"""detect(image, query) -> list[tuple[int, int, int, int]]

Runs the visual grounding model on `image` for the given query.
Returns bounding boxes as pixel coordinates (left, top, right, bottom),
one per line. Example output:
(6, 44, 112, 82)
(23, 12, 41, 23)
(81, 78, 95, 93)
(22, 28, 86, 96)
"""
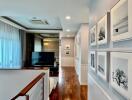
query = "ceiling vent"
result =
(30, 19, 49, 25)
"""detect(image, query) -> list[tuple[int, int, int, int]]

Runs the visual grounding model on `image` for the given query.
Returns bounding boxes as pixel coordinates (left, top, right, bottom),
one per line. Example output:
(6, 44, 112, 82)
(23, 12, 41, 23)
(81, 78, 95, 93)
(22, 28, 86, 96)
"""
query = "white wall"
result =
(88, 0, 132, 100)
(61, 37, 74, 67)
(74, 31, 81, 79)
(88, 74, 110, 100)
(75, 24, 89, 85)
(80, 24, 89, 65)
(88, 0, 119, 27)
(80, 24, 89, 85)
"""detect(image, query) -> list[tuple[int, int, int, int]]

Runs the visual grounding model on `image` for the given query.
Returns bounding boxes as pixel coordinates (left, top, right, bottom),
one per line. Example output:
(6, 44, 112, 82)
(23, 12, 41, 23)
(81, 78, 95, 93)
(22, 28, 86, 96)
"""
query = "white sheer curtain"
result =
(0, 21, 22, 69)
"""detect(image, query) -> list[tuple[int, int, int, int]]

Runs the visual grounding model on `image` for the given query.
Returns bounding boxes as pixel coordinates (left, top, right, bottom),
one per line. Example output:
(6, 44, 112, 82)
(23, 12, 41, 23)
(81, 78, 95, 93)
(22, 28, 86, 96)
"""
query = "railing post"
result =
(25, 95, 29, 100)
(11, 73, 45, 100)
(42, 78, 44, 100)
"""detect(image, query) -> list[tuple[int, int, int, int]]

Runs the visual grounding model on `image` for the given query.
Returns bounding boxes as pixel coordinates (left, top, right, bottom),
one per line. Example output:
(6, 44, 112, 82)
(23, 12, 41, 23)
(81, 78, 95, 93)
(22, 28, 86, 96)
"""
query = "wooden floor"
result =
(80, 85, 88, 100)
(58, 67, 87, 100)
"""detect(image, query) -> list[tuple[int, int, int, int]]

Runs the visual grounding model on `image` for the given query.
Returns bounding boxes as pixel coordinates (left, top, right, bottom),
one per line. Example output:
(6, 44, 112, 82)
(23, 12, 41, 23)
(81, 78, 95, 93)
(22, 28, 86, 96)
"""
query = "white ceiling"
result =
(8, 16, 62, 30)
(41, 33, 59, 38)
(0, 0, 89, 37)
(88, 0, 119, 27)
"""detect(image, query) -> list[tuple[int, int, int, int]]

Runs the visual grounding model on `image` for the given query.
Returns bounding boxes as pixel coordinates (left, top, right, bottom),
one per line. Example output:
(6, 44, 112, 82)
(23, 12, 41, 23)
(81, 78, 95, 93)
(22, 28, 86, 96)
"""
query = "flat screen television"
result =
(32, 52, 55, 66)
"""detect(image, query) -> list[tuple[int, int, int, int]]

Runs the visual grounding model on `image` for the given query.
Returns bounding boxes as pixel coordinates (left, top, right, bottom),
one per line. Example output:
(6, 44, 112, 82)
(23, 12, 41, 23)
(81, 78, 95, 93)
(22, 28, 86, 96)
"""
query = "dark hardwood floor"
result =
(81, 85, 88, 100)
(50, 67, 88, 100)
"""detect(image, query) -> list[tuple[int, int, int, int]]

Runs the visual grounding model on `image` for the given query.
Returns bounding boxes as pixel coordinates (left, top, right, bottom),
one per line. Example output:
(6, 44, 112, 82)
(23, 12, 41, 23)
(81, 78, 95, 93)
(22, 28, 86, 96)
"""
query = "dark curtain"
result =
(41, 39, 44, 51)
(19, 29, 26, 67)
(24, 33, 35, 67)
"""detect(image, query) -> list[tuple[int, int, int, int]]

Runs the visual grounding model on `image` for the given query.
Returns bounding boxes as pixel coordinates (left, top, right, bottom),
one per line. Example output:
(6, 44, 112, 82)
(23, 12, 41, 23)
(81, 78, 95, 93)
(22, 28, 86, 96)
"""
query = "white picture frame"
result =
(90, 51, 96, 72)
(97, 14, 108, 45)
(0, 39, 2, 67)
(110, 52, 131, 98)
(90, 25, 96, 46)
(97, 52, 107, 81)
(65, 44, 70, 50)
(65, 50, 71, 56)
(111, 0, 130, 42)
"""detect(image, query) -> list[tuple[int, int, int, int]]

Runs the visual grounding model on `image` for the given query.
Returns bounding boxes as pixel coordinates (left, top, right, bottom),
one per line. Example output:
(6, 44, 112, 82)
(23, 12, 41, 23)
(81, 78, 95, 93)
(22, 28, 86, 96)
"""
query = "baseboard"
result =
(61, 66, 74, 67)
(80, 64, 88, 85)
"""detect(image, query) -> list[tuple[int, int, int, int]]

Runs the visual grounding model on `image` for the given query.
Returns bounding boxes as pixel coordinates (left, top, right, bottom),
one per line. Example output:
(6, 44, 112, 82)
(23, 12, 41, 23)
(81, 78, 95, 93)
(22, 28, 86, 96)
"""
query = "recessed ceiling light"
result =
(66, 29, 70, 32)
(65, 16, 71, 20)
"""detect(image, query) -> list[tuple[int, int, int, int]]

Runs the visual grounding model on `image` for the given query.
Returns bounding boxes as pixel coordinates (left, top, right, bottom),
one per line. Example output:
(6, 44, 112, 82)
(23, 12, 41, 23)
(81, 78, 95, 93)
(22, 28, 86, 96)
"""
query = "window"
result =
(0, 21, 22, 69)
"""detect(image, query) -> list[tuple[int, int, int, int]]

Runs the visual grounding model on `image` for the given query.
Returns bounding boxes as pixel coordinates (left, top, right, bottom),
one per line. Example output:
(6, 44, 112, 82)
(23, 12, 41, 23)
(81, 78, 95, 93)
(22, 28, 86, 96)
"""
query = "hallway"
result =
(58, 67, 87, 100)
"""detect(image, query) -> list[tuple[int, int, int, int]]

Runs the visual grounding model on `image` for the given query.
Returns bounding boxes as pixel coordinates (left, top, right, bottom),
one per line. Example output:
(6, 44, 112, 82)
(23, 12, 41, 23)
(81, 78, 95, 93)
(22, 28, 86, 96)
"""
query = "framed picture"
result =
(90, 51, 96, 72)
(90, 25, 96, 46)
(65, 50, 71, 56)
(110, 52, 131, 98)
(97, 14, 109, 45)
(111, 0, 130, 41)
(97, 52, 107, 81)
(65, 44, 70, 50)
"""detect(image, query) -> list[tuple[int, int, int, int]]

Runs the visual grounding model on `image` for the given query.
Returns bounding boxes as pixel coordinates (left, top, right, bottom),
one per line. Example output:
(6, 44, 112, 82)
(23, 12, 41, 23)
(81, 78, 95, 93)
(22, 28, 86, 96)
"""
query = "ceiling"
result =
(0, 0, 89, 37)
(40, 33, 59, 38)
(87, 0, 119, 27)
(6, 16, 62, 30)
(43, 38, 59, 42)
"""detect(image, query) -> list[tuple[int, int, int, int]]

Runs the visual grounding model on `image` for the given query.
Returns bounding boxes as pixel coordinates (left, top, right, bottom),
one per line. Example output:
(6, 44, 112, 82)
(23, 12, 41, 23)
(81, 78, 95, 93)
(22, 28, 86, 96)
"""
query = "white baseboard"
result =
(80, 64, 88, 85)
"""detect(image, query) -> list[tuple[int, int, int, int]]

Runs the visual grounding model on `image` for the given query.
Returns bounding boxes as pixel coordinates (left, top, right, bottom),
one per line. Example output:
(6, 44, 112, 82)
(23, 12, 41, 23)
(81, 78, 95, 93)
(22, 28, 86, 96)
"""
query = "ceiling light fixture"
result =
(66, 29, 70, 32)
(44, 42, 49, 46)
(65, 16, 71, 20)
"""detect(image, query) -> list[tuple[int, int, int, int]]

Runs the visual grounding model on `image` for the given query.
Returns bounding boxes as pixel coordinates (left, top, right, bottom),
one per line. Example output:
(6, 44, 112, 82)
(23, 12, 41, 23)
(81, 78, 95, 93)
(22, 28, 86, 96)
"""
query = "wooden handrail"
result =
(11, 73, 45, 100)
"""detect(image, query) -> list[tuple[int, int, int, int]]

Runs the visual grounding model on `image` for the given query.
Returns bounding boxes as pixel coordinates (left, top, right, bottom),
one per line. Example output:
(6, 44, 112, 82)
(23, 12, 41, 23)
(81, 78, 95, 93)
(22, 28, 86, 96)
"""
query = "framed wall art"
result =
(97, 52, 107, 81)
(90, 51, 96, 72)
(90, 25, 96, 46)
(65, 50, 71, 56)
(111, 0, 130, 41)
(110, 52, 131, 98)
(97, 13, 110, 45)
(65, 44, 70, 50)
